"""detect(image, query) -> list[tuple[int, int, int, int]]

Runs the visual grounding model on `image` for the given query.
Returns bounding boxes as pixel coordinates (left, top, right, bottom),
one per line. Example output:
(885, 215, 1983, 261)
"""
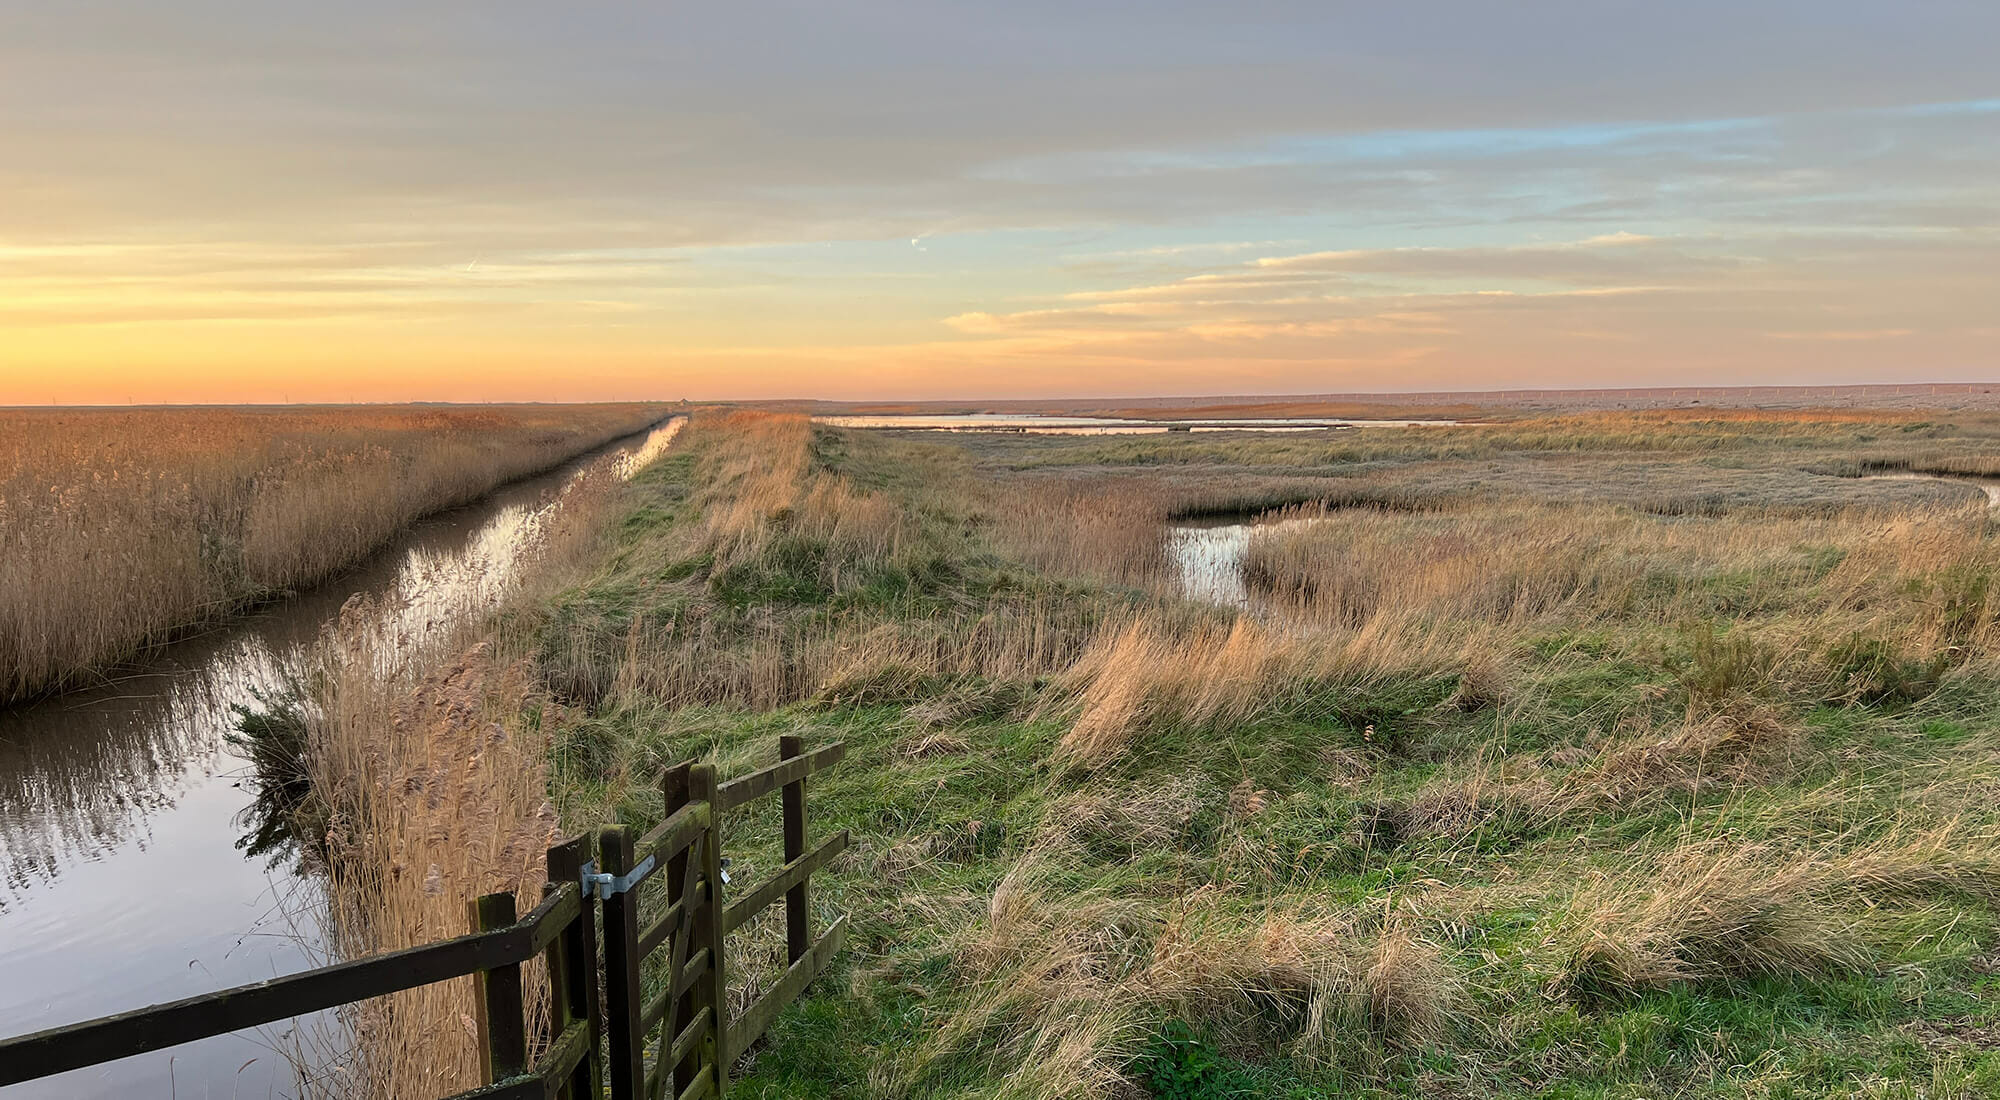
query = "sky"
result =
(2, 2, 1996, 403)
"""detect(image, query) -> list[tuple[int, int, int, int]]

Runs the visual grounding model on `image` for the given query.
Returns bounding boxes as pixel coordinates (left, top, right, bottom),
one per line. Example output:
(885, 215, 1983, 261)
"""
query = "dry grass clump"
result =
(1048, 612, 1468, 765)
(1560, 828, 2000, 999)
(887, 873, 1464, 1098)
(1820, 827, 2000, 908)
(1562, 843, 1876, 997)
(1551, 705, 1800, 815)
(1034, 776, 1218, 860)
(1380, 705, 1802, 847)
(987, 473, 1179, 587)
(686, 410, 910, 573)
(0, 403, 662, 702)
(1148, 905, 1462, 1056)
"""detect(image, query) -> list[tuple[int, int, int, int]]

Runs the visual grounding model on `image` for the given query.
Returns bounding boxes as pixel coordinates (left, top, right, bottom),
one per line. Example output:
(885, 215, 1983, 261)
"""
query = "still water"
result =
(0, 419, 682, 1098)
(1164, 514, 1320, 608)
(817, 413, 1461, 434)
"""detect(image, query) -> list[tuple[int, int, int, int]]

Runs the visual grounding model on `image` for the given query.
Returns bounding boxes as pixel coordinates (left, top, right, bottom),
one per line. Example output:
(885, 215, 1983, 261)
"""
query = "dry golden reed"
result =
(307, 634, 561, 1099)
(0, 403, 662, 702)
(286, 422, 678, 1097)
(1046, 612, 1474, 765)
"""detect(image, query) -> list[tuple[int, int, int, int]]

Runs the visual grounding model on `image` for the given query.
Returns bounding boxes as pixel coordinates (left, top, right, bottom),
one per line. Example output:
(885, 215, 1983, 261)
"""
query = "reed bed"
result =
(1241, 498, 2000, 633)
(263, 422, 676, 1097)
(304, 633, 560, 1099)
(0, 403, 663, 703)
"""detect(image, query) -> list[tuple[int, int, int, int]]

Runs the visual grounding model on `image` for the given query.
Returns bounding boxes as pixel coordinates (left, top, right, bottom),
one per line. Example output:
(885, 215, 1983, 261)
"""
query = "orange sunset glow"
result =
(2, 5, 1995, 403)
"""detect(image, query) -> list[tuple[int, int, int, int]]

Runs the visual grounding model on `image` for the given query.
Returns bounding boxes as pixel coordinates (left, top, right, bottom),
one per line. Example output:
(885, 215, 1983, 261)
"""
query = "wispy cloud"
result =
(3, 3, 1998, 399)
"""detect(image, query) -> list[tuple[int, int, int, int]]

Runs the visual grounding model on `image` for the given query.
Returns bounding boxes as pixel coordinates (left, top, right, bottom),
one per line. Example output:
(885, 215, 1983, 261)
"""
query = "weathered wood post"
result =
(662, 760, 700, 1097)
(544, 834, 602, 1100)
(599, 822, 644, 1097)
(470, 891, 527, 1082)
(690, 762, 730, 1098)
(779, 735, 811, 964)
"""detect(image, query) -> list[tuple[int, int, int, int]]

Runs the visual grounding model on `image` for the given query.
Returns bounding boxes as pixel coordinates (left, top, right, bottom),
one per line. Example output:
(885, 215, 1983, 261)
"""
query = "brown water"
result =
(0, 419, 682, 1098)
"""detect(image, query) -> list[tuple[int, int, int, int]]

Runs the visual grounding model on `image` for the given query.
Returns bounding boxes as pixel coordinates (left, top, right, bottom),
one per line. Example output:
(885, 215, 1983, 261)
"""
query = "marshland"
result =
(12, 403, 2000, 1098)
(0, 406, 674, 1097)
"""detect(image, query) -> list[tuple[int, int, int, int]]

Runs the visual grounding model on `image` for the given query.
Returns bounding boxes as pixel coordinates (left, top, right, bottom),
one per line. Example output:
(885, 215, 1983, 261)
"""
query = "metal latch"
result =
(579, 856, 656, 900)
(718, 856, 733, 886)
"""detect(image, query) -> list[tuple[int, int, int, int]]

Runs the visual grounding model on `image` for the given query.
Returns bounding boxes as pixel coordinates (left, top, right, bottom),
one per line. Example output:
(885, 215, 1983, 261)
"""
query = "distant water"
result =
(817, 413, 1461, 435)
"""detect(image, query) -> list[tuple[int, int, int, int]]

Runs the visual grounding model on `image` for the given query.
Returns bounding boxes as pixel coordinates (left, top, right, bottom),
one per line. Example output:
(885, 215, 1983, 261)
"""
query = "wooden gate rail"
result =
(0, 863, 589, 1097)
(602, 738, 848, 1100)
(0, 739, 850, 1100)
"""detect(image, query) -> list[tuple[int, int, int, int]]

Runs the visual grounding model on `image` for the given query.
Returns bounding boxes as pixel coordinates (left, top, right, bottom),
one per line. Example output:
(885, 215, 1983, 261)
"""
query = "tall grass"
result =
(1240, 498, 2000, 656)
(1046, 612, 1476, 765)
(304, 634, 560, 1098)
(0, 403, 664, 703)
(269, 422, 675, 1097)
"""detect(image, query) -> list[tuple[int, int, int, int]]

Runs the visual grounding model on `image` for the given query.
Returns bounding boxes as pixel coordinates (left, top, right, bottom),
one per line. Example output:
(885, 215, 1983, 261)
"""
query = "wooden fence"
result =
(0, 739, 849, 1100)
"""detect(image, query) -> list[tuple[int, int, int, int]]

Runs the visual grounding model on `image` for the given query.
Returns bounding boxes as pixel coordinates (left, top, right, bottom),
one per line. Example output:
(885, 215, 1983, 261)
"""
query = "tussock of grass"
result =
(1047, 613, 1472, 765)
(1562, 828, 2000, 999)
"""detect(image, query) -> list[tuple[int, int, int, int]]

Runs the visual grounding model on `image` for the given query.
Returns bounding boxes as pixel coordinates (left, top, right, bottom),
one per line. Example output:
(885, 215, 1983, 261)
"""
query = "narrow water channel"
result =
(1165, 514, 1320, 608)
(0, 419, 682, 1098)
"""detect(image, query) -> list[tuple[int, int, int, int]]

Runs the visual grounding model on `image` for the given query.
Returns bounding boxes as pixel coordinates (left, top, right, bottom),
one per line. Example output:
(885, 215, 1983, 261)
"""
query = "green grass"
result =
(510, 411, 2000, 1099)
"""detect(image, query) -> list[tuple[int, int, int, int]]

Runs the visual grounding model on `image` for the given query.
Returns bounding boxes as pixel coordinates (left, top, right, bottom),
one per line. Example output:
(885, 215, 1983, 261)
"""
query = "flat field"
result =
(0, 403, 664, 703)
(302, 406, 2000, 1098)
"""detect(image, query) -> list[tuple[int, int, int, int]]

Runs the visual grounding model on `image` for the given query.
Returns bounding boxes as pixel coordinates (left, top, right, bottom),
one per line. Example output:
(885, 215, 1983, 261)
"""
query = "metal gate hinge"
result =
(579, 855, 656, 899)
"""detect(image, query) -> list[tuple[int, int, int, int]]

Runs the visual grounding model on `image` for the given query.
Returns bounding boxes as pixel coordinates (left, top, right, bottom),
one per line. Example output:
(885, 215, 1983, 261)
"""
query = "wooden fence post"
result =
(600, 823, 644, 1099)
(779, 735, 811, 964)
(662, 760, 699, 1097)
(470, 891, 527, 1082)
(690, 762, 730, 1098)
(539, 879, 576, 1100)
(545, 834, 602, 1100)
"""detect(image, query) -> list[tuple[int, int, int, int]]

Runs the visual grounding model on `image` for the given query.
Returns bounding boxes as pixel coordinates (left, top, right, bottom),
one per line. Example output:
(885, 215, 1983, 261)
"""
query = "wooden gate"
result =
(0, 739, 850, 1100)
(597, 737, 849, 1100)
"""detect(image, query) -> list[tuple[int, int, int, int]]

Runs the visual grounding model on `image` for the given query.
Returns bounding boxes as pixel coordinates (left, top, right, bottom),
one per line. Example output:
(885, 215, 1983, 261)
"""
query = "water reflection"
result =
(1164, 514, 1321, 608)
(0, 418, 682, 1099)
(818, 413, 1461, 434)
(227, 686, 317, 874)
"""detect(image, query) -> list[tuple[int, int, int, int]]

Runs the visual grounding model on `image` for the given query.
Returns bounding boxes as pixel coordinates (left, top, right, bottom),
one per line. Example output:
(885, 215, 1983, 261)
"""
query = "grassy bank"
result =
(318, 408, 2000, 1097)
(0, 403, 665, 703)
